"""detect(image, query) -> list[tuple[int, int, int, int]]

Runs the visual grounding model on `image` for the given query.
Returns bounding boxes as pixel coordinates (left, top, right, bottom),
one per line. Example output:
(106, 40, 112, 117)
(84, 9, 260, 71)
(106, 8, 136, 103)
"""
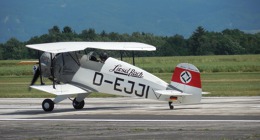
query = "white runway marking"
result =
(1, 119, 260, 122)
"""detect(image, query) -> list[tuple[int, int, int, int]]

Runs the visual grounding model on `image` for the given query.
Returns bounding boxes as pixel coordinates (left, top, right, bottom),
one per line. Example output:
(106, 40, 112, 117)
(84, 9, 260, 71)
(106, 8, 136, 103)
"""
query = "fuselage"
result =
(72, 57, 172, 101)
(50, 53, 177, 102)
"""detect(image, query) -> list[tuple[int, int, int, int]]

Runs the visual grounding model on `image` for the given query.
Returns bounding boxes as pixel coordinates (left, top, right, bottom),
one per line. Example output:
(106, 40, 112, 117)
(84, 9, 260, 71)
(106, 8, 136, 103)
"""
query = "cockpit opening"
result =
(87, 51, 108, 63)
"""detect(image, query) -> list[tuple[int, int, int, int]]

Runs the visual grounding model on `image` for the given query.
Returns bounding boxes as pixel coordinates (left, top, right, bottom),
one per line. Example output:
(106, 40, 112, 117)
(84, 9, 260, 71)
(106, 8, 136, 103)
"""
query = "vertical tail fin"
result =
(170, 63, 202, 104)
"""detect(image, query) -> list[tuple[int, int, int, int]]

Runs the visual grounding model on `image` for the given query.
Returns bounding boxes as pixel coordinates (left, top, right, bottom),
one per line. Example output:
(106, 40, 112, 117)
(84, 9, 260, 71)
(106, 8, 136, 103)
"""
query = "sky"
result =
(1, 0, 260, 43)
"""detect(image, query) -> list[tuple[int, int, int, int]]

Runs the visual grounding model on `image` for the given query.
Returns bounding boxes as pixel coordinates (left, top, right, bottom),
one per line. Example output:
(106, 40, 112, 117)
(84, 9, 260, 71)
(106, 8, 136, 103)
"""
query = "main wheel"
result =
(42, 99, 54, 112)
(169, 101, 174, 110)
(72, 98, 85, 110)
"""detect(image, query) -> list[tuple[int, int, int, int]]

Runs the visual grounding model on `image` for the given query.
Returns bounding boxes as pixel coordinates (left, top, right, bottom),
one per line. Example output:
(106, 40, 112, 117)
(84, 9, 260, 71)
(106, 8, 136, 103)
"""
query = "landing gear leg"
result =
(42, 99, 54, 112)
(169, 102, 174, 110)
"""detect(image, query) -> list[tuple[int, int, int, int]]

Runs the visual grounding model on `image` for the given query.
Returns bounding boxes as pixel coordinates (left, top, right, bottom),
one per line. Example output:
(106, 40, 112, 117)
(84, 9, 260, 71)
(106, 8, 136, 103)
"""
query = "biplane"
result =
(25, 42, 205, 112)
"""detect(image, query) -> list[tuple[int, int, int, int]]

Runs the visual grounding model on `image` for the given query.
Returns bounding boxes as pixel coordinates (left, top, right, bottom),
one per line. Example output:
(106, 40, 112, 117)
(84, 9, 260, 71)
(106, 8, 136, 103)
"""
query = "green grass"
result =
(0, 72, 259, 98)
(0, 55, 259, 97)
(0, 60, 33, 76)
(0, 76, 118, 98)
(1, 55, 260, 76)
(154, 72, 260, 96)
(134, 54, 260, 73)
(0, 76, 50, 98)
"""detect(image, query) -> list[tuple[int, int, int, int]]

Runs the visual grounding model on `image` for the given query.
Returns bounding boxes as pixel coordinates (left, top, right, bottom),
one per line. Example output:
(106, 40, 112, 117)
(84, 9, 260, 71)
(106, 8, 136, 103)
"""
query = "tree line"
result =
(0, 25, 260, 60)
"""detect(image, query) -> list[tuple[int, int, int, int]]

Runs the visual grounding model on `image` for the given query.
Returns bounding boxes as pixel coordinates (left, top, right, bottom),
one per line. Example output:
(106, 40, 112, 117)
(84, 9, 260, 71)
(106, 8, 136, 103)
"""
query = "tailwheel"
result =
(72, 98, 85, 110)
(42, 99, 54, 112)
(169, 102, 174, 110)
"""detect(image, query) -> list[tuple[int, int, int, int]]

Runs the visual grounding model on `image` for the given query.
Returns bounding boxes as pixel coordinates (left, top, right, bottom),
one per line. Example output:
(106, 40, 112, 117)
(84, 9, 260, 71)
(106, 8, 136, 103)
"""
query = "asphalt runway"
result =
(0, 97, 260, 140)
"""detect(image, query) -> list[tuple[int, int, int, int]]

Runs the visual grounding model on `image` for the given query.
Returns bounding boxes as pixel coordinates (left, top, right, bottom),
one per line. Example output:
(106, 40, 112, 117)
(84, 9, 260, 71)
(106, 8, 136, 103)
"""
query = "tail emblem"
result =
(180, 71, 192, 84)
(171, 63, 201, 88)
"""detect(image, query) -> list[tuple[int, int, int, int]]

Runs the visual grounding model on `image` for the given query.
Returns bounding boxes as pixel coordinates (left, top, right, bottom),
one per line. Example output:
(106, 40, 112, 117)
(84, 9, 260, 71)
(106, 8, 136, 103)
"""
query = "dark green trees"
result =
(0, 25, 259, 60)
(1, 38, 28, 59)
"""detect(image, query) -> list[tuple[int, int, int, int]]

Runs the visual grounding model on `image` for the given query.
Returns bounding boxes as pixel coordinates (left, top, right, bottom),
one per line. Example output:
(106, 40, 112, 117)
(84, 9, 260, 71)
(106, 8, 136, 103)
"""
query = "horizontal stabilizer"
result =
(155, 90, 192, 96)
(30, 84, 87, 95)
(202, 92, 210, 95)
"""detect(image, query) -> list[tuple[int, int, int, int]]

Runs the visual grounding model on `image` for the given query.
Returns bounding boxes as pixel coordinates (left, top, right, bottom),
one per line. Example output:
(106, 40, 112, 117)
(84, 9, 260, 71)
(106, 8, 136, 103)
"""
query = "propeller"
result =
(29, 66, 40, 91)
(30, 67, 40, 85)
(18, 61, 41, 91)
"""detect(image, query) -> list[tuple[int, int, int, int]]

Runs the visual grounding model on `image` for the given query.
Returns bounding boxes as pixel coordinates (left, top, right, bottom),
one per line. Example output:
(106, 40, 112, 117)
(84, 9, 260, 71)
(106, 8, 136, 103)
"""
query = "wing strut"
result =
(62, 53, 65, 66)
(68, 52, 80, 66)
(119, 51, 135, 65)
(132, 51, 135, 66)
(50, 53, 55, 89)
(120, 51, 123, 61)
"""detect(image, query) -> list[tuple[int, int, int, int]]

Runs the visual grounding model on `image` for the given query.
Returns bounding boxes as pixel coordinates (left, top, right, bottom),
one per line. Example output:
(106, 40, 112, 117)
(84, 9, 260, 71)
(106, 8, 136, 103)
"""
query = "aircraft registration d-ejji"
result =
(26, 42, 206, 112)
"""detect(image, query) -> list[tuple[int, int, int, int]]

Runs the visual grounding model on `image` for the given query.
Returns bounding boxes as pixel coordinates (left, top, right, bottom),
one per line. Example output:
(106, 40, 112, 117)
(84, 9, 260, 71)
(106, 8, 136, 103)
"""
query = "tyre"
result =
(42, 99, 54, 112)
(72, 98, 85, 110)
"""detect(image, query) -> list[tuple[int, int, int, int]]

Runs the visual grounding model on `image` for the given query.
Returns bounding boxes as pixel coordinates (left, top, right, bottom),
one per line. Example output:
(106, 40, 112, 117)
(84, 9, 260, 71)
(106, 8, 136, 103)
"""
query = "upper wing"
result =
(26, 42, 156, 53)
(30, 84, 88, 95)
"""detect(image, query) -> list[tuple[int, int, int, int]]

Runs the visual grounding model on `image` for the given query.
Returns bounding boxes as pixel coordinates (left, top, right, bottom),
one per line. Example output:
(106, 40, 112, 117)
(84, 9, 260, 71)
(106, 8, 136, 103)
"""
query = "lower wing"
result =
(30, 84, 88, 95)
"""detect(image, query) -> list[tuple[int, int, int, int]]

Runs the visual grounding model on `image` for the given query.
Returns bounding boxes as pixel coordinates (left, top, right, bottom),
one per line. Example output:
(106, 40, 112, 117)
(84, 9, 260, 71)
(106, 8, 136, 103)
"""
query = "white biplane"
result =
(25, 42, 206, 112)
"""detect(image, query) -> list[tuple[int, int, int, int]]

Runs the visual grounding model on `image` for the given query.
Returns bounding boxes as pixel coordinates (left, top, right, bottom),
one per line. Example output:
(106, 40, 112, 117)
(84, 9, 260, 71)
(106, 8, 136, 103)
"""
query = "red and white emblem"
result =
(171, 64, 201, 88)
(180, 71, 192, 84)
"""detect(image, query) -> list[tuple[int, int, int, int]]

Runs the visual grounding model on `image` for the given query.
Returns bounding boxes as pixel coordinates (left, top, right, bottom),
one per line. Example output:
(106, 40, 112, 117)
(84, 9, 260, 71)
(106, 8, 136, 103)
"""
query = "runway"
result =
(0, 97, 260, 139)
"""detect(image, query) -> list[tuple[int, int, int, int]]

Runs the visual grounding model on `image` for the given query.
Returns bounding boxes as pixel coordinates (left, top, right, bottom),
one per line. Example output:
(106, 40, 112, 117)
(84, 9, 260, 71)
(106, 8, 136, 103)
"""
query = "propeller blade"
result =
(30, 67, 40, 86)
(18, 61, 39, 65)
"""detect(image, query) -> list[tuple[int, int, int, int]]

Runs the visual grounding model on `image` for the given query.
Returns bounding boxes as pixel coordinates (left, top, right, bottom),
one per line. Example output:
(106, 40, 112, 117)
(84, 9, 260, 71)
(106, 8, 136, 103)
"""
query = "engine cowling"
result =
(40, 52, 52, 78)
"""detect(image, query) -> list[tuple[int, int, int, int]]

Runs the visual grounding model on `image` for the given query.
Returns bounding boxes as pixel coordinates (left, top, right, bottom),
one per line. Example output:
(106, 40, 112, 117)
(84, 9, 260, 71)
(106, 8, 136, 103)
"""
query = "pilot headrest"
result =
(100, 52, 108, 60)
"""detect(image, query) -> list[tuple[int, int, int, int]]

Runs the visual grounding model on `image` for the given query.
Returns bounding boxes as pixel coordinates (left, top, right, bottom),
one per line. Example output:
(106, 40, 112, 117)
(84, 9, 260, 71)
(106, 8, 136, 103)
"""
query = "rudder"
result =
(170, 63, 202, 104)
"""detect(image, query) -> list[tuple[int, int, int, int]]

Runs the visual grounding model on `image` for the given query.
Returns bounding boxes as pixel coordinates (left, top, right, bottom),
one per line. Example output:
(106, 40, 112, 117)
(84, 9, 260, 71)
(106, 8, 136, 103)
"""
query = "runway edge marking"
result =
(1, 119, 260, 122)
